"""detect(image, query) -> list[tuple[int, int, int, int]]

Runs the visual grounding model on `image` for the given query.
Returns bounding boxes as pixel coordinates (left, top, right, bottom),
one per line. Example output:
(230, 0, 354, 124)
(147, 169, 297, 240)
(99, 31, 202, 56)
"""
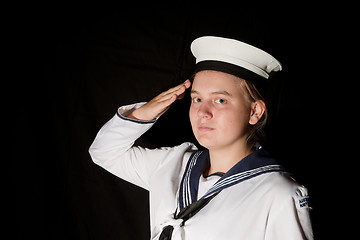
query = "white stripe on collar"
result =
(178, 149, 287, 211)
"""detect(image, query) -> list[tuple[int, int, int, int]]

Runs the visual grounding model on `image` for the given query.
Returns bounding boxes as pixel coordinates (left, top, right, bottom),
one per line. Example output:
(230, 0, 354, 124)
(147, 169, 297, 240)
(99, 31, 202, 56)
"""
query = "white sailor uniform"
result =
(89, 102, 313, 240)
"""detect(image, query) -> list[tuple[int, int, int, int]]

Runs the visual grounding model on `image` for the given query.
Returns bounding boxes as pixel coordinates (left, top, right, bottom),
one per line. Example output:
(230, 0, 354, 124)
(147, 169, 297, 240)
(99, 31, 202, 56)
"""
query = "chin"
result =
(196, 136, 218, 150)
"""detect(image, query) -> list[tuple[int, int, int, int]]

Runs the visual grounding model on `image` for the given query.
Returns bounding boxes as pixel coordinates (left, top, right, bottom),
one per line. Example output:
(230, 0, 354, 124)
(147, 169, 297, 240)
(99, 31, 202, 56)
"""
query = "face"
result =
(189, 70, 252, 151)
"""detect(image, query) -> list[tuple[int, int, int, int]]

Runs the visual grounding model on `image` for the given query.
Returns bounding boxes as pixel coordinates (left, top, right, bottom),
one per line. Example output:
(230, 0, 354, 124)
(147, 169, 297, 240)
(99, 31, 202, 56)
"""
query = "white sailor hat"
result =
(191, 36, 282, 94)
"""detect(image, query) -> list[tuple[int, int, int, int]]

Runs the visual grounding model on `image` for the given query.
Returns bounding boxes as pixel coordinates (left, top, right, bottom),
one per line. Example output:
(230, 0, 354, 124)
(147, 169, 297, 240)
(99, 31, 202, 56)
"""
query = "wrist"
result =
(129, 108, 156, 121)
(117, 103, 156, 124)
(126, 111, 143, 121)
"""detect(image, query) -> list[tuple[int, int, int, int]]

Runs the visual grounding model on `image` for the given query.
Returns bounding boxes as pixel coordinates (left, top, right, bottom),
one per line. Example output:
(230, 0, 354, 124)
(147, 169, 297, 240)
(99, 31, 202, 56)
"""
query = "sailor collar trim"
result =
(178, 148, 286, 211)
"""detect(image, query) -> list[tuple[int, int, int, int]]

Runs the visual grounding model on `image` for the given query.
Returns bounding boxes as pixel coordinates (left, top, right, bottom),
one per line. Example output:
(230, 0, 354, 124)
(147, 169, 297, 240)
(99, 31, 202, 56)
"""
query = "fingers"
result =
(130, 80, 191, 121)
(159, 80, 191, 99)
(151, 80, 190, 113)
(165, 82, 190, 102)
(154, 85, 183, 108)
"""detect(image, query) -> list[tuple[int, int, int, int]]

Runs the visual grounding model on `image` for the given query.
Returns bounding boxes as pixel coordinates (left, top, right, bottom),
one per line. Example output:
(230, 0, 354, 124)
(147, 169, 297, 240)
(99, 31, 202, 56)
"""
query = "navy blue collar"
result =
(178, 148, 286, 211)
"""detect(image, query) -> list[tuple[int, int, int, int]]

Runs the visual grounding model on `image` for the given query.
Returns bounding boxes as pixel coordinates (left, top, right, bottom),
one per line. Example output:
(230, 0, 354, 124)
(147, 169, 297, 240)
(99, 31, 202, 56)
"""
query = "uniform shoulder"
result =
(262, 173, 313, 239)
(263, 172, 309, 200)
(174, 142, 198, 151)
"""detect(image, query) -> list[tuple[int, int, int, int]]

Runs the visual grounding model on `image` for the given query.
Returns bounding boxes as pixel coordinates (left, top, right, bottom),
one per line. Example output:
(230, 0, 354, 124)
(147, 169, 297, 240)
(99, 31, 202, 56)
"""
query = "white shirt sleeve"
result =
(89, 102, 196, 191)
(266, 186, 313, 240)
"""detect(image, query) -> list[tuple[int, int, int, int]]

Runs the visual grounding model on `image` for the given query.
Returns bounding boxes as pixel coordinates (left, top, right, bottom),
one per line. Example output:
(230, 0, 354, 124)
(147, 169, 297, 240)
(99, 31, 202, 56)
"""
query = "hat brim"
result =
(194, 60, 268, 96)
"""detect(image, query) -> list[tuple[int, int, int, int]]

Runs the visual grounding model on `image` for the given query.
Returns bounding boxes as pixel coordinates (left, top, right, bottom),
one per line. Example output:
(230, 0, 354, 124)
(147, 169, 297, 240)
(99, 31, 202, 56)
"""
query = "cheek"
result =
(189, 105, 197, 125)
(219, 107, 250, 132)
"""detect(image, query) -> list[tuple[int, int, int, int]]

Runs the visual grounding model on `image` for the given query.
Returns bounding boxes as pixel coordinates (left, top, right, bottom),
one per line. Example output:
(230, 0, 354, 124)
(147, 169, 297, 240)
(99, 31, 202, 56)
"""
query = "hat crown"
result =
(191, 36, 282, 79)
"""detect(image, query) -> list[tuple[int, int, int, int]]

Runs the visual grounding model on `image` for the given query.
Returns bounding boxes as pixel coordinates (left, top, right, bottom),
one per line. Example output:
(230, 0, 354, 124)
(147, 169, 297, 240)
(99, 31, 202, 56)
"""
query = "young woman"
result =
(89, 36, 313, 239)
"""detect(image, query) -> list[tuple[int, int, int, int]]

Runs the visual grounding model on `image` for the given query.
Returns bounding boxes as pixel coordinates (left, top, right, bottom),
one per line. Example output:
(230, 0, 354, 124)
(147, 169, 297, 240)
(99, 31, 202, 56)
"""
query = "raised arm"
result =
(89, 80, 193, 190)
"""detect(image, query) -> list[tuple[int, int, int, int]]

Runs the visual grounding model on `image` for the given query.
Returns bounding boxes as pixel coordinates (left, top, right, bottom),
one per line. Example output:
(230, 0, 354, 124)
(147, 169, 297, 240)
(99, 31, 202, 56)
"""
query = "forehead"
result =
(192, 70, 244, 94)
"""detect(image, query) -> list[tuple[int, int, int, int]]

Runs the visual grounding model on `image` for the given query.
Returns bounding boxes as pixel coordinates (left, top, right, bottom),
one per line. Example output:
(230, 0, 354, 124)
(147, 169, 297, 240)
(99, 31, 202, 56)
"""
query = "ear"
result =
(249, 100, 266, 125)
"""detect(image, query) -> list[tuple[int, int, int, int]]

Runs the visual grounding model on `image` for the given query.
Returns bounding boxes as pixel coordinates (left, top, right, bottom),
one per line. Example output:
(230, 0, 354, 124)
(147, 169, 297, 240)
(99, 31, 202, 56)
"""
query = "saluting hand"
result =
(127, 80, 191, 121)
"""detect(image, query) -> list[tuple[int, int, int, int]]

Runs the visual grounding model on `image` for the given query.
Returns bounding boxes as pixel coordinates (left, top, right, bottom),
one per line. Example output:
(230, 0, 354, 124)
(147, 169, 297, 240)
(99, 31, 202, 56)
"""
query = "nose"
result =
(197, 102, 213, 119)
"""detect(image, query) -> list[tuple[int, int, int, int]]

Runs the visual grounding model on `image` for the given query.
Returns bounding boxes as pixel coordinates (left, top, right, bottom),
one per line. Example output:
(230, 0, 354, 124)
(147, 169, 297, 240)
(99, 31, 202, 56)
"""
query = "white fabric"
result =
(191, 36, 282, 79)
(197, 174, 221, 200)
(89, 103, 313, 240)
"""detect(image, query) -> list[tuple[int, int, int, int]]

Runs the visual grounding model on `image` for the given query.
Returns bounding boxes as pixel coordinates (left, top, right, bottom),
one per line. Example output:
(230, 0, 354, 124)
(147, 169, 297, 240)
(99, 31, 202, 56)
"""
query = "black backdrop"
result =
(17, 6, 349, 240)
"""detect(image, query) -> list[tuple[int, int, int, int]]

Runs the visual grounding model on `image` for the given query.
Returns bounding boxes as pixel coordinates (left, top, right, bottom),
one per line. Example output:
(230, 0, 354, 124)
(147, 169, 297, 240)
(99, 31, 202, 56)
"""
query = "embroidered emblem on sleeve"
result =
(297, 196, 310, 208)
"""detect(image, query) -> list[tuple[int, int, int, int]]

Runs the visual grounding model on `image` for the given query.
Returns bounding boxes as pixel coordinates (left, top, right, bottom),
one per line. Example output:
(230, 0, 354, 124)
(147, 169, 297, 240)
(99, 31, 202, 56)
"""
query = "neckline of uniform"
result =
(204, 172, 225, 178)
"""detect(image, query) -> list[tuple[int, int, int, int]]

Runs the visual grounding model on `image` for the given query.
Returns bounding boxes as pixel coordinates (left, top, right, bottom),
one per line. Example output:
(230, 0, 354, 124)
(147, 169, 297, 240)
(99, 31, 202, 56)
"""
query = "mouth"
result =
(198, 126, 215, 132)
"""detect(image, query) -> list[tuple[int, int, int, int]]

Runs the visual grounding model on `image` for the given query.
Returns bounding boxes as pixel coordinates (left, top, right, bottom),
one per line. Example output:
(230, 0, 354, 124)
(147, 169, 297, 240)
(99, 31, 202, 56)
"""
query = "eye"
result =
(192, 97, 201, 103)
(215, 98, 226, 104)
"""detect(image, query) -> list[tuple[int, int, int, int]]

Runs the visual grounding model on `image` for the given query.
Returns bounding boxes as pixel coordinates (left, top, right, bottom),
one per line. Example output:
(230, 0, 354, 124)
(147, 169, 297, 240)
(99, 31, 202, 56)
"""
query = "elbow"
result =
(88, 144, 101, 165)
(88, 143, 114, 167)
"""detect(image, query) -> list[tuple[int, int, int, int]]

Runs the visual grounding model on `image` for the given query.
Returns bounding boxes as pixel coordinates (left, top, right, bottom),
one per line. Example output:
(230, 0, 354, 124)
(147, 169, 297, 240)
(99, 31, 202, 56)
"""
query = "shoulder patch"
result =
(297, 196, 310, 208)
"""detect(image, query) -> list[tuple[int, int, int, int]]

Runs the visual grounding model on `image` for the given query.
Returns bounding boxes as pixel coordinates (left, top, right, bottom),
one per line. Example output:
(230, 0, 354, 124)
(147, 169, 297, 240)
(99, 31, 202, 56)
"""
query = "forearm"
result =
(89, 103, 153, 157)
(89, 80, 192, 189)
(88, 103, 156, 188)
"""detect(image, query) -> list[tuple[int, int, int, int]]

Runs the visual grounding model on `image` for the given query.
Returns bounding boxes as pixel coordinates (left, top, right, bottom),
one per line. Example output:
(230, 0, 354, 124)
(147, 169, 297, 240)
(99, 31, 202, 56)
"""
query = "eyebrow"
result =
(190, 89, 233, 97)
